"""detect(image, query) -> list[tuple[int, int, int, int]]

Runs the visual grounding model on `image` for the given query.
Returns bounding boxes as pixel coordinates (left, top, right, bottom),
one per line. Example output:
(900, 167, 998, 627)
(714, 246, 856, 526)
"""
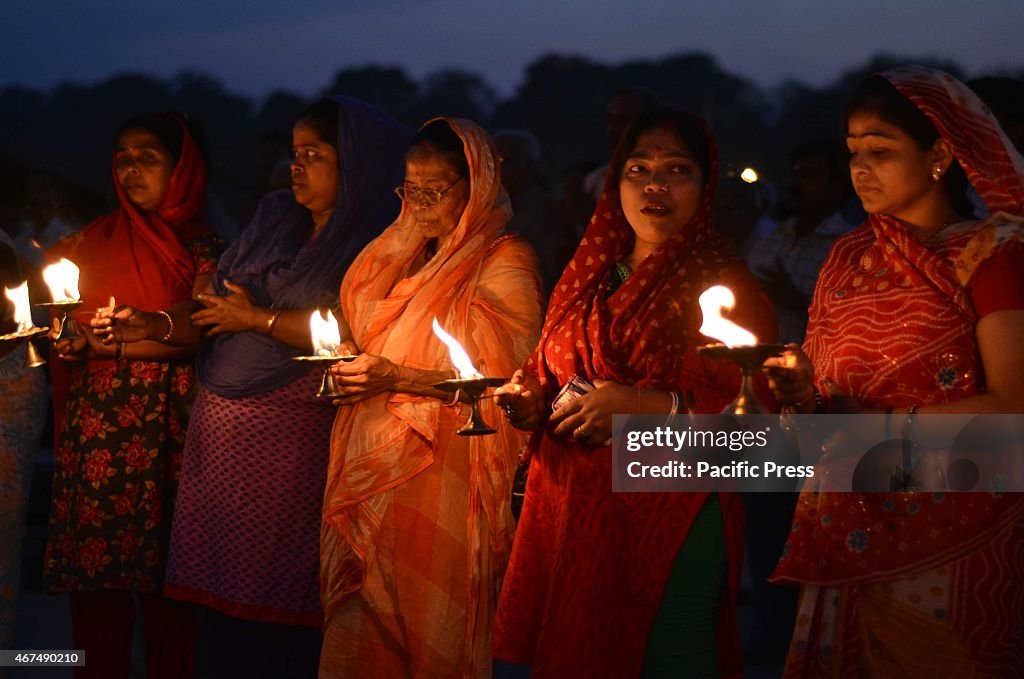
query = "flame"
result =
(42, 258, 81, 302)
(740, 167, 759, 183)
(309, 309, 341, 356)
(698, 285, 757, 347)
(432, 318, 482, 379)
(4, 282, 35, 331)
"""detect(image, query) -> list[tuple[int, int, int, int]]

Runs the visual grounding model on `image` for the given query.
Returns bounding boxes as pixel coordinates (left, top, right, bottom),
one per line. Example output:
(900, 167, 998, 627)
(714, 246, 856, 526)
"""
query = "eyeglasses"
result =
(393, 176, 465, 206)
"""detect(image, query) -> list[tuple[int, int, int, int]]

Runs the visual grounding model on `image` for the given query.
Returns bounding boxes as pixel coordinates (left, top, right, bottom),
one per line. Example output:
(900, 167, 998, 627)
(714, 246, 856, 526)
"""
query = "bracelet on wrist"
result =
(265, 309, 282, 335)
(156, 310, 174, 342)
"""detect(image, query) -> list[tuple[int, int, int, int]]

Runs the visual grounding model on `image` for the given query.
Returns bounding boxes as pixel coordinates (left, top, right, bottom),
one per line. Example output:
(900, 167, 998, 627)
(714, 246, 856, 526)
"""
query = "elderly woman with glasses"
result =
(318, 118, 544, 678)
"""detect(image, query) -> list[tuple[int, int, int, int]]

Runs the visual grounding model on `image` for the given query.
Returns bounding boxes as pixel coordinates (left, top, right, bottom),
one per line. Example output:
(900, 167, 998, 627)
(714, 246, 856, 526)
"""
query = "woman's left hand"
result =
(79, 323, 115, 358)
(191, 280, 263, 336)
(329, 353, 400, 405)
(53, 323, 113, 360)
(549, 378, 636, 447)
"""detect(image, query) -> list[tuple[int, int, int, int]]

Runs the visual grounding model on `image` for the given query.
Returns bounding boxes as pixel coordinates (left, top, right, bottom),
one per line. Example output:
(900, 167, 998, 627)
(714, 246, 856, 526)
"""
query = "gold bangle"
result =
(265, 309, 282, 335)
(156, 310, 174, 342)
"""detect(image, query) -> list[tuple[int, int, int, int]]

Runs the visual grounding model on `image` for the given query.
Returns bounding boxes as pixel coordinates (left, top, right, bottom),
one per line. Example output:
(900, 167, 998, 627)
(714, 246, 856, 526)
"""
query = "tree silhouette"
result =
(0, 51, 1019, 235)
(409, 69, 497, 123)
(320, 65, 419, 122)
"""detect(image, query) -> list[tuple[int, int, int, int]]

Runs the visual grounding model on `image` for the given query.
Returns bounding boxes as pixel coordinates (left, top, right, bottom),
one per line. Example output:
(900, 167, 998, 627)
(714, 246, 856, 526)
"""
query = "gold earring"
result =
(932, 166, 943, 182)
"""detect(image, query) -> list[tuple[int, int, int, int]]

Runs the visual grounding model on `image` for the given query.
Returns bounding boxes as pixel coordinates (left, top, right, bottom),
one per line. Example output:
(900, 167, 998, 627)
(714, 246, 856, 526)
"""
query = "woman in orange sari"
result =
(319, 118, 544, 677)
(765, 66, 1024, 677)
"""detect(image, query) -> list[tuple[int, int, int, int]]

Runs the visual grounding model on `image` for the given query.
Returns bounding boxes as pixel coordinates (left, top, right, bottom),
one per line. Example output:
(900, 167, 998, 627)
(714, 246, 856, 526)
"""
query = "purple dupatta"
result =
(197, 96, 411, 397)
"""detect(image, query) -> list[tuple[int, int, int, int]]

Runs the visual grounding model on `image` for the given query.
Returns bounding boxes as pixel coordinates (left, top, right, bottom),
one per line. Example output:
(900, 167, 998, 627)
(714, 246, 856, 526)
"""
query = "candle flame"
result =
(4, 282, 34, 331)
(432, 318, 482, 379)
(309, 309, 341, 356)
(42, 258, 81, 302)
(698, 285, 757, 347)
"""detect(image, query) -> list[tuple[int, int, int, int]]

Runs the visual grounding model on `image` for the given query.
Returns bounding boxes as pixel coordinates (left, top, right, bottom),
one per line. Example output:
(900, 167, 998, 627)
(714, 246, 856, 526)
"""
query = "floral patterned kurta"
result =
(43, 233, 222, 593)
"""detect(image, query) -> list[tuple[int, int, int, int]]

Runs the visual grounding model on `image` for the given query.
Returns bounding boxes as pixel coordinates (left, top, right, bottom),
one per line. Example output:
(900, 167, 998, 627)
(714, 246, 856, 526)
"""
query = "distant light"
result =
(740, 167, 758, 184)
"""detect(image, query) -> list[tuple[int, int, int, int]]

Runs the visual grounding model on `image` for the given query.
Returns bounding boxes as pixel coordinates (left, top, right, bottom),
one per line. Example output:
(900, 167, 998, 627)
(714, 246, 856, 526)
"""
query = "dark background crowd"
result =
(4, 51, 1019, 247)
(2, 49, 1023, 678)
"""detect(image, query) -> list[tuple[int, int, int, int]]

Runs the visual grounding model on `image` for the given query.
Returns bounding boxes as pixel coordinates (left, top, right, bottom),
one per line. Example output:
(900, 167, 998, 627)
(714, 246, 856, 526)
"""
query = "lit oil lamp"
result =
(430, 318, 506, 436)
(293, 309, 355, 398)
(37, 258, 83, 342)
(696, 285, 783, 414)
(1, 281, 49, 367)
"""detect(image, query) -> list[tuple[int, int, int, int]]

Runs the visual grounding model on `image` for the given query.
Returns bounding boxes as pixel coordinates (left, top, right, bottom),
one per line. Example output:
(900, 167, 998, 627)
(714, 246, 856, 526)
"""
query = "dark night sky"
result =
(4, 1, 1022, 98)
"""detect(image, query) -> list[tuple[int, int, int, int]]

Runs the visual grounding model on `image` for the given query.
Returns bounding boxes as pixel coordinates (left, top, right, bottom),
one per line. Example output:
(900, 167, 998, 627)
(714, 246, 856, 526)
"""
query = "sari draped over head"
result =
(493, 112, 776, 678)
(320, 118, 543, 676)
(47, 114, 210, 438)
(48, 113, 208, 316)
(773, 66, 1024, 587)
(197, 96, 410, 398)
(772, 66, 1024, 677)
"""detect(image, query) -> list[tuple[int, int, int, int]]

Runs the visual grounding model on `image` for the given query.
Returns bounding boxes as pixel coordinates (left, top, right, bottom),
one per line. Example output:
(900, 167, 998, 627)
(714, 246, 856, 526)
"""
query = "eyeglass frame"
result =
(393, 176, 466, 206)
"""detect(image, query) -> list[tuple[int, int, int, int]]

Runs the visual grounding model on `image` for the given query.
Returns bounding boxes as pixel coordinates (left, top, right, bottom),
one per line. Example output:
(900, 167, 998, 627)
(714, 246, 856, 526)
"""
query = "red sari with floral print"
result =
(43, 116, 223, 593)
(771, 67, 1024, 677)
(493, 114, 776, 678)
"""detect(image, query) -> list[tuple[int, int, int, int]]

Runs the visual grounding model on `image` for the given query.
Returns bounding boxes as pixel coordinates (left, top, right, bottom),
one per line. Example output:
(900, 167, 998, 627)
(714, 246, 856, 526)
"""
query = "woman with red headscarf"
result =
(764, 66, 1024, 676)
(44, 113, 223, 679)
(492, 108, 775, 677)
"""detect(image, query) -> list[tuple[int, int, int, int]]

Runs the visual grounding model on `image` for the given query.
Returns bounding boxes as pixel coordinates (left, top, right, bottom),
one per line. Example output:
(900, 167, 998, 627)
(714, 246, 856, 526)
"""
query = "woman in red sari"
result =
(765, 66, 1024, 677)
(492, 108, 775, 677)
(45, 114, 222, 679)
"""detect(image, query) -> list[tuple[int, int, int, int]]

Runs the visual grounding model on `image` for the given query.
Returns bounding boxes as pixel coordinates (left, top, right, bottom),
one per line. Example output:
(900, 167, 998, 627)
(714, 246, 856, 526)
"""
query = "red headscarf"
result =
(773, 67, 1024, 586)
(529, 112, 773, 408)
(48, 114, 209, 313)
(46, 114, 210, 441)
(494, 111, 775, 678)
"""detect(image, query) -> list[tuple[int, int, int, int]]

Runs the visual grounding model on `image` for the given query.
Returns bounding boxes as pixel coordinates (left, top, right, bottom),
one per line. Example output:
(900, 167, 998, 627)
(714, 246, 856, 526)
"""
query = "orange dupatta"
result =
(320, 118, 543, 674)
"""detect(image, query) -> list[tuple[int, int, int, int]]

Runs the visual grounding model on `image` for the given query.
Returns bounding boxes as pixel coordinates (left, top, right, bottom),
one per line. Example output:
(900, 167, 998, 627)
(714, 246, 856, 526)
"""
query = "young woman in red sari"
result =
(764, 66, 1024, 677)
(45, 114, 223, 679)
(492, 108, 776, 677)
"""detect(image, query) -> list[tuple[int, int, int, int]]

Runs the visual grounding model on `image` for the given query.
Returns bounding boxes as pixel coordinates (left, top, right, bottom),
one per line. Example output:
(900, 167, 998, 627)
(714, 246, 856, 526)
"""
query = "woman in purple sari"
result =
(100, 96, 409, 675)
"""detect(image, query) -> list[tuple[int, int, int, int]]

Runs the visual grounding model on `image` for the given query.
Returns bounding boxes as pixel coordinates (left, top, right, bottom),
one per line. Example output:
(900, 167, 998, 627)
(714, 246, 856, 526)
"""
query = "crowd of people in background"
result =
(0, 64, 1022, 678)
